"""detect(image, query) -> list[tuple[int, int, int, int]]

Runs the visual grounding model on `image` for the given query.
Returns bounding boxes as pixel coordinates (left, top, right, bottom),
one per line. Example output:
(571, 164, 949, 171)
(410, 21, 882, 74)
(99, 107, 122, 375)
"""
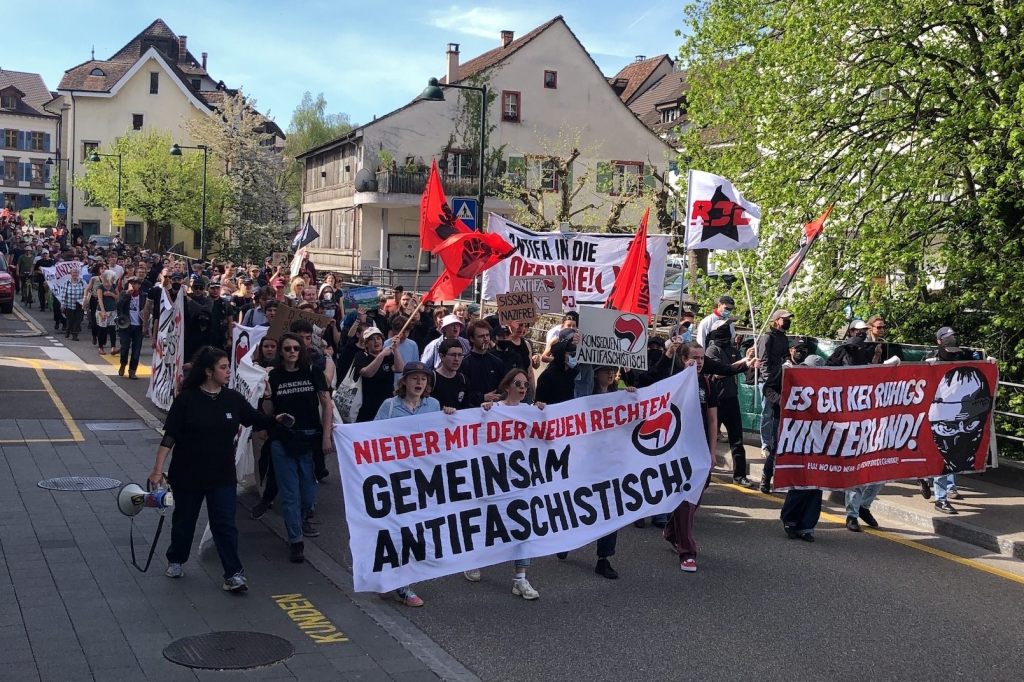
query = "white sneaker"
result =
(165, 563, 184, 578)
(463, 569, 481, 582)
(222, 571, 248, 592)
(512, 578, 539, 600)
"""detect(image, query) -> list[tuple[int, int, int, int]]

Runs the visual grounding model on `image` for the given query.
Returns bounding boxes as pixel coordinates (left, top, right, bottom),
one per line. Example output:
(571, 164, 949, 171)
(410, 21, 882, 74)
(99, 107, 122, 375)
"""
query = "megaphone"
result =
(117, 483, 174, 517)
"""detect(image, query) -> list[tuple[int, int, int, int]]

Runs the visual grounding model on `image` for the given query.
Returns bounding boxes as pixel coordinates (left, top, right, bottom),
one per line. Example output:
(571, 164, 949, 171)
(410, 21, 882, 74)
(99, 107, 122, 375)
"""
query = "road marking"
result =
(716, 478, 1024, 587)
(97, 351, 152, 377)
(271, 593, 349, 644)
(0, 388, 48, 392)
(12, 304, 45, 334)
(0, 438, 80, 444)
(1, 356, 84, 442)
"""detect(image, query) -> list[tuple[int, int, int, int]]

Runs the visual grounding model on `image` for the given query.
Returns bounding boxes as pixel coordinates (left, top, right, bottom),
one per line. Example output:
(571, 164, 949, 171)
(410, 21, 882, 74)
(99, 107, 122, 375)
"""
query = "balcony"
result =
(374, 169, 485, 197)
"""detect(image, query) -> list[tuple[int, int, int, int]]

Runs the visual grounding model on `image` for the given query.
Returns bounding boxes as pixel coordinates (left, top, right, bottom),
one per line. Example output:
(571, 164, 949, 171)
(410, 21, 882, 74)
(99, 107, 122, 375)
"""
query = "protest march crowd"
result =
(0, 166, 999, 607)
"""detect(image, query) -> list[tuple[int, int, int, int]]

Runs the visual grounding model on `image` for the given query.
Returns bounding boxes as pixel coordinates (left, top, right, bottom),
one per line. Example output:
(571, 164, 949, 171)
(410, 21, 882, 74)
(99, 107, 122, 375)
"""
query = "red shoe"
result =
(680, 558, 697, 573)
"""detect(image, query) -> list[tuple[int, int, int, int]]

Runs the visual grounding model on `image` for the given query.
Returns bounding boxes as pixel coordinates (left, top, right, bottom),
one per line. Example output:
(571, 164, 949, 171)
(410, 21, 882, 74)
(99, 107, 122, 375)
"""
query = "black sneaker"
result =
(556, 552, 568, 560)
(118, 364, 126, 377)
(302, 521, 320, 538)
(935, 500, 958, 515)
(250, 501, 271, 520)
(918, 479, 932, 499)
(784, 526, 799, 540)
(316, 469, 330, 481)
(846, 517, 862, 532)
(798, 533, 815, 543)
(594, 558, 619, 579)
(858, 506, 879, 528)
(633, 518, 646, 529)
(948, 489, 963, 500)
(289, 541, 305, 563)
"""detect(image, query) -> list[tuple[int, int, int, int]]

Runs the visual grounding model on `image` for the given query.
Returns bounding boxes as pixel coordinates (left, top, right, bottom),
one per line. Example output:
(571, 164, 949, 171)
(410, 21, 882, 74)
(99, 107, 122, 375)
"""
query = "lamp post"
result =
(86, 151, 123, 209)
(419, 77, 488, 229)
(45, 155, 72, 210)
(169, 143, 209, 260)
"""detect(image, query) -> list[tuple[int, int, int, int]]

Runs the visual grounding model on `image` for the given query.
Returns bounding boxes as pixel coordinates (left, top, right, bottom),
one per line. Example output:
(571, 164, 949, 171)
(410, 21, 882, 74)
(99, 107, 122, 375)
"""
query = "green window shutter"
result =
(643, 164, 657, 190)
(596, 161, 612, 193)
(566, 160, 573, 194)
(507, 155, 526, 186)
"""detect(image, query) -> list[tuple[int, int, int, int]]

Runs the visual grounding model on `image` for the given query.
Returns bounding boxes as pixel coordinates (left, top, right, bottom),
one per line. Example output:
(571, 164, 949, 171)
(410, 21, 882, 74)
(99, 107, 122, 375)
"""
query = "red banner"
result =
(773, 362, 998, 491)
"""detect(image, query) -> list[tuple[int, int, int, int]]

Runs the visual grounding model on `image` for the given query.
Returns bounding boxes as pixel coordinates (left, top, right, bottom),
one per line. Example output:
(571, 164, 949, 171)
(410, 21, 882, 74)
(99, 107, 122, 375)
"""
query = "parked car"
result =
(87, 234, 115, 248)
(657, 271, 688, 324)
(0, 253, 14, 314)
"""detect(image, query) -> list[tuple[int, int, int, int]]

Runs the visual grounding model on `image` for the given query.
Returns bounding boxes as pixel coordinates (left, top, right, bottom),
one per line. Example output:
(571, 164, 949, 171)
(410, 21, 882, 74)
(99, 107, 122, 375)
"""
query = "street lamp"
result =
(419, 77, 488, 229)
(87, 150, 123, 209)
(169, 143, 209, 260)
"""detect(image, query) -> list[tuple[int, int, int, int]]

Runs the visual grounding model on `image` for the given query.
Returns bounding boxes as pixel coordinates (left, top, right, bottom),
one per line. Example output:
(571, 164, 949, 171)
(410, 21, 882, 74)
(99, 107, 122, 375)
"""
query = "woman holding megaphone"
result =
(149, 346, 293, 593)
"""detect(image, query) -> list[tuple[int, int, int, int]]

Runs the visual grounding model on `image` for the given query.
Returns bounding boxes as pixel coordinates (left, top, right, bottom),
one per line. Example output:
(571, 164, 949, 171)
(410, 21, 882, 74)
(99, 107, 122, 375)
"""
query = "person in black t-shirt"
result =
(460, 320, 505, 407)
(353, 326, 405, 422)
(148, 346, 286, 592)
(433, 338, 469, 409)
(267, 333, 334, 564)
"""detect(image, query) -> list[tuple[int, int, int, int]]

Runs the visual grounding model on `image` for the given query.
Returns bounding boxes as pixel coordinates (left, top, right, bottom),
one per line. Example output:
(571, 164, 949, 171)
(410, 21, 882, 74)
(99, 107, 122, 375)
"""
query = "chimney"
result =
(501, 30, 514, 48)
(178, 35, 188, 62)
(201, 52, 208, 70)
(635, 55, 646, 62)
(446, 43, 460, 83)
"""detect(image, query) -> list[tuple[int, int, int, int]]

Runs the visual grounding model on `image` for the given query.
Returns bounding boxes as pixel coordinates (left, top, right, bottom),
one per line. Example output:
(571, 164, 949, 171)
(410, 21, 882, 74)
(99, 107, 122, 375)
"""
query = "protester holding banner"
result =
(758, 310, 794, 493)
(57, 266, 85, 341)
(149, 347, 287, 592)
(461, 320, 505, 408)
(32, 249, 54, 311)
(432, 338, 470, 409)
(267, 333, 335, 563)
(536, 328, 579, 405)
(354, 327, 406, 422)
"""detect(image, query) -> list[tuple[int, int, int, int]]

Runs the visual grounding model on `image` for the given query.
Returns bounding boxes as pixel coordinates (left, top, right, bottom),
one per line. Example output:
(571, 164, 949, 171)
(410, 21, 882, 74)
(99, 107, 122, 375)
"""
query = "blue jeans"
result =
(845, 483, 883, 518)
(933, 474, 956, 501)
(166, 484, 241, 579)
(271, 435, 318, 543)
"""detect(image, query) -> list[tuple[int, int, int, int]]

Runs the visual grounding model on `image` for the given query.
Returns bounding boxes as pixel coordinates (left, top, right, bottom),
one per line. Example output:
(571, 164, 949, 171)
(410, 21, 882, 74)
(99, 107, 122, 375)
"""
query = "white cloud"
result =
(427, 5, 546, 40)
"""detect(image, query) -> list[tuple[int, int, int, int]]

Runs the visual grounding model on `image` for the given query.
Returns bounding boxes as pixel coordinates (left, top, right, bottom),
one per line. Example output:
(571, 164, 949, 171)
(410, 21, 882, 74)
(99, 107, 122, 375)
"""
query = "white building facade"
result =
(0, 70, 59, 215)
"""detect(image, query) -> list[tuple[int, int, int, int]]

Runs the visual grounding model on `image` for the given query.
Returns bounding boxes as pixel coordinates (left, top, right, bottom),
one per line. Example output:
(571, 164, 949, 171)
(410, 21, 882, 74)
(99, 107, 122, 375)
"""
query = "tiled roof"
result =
(609, 55, 671, 103)
(629, 70, 690, 132)
(439, 16, 564, 84)
(0, 69, 57, 118)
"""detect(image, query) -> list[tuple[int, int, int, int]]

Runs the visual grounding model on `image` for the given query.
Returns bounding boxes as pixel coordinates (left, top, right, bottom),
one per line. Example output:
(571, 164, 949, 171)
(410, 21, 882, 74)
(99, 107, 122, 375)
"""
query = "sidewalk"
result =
(721, 440, 1024, 560)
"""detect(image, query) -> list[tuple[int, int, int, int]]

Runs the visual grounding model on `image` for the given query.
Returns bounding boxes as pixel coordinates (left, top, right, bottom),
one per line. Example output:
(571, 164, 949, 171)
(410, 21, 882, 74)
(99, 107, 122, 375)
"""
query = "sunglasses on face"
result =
(512, 380, 528, 389)
(282, 346, 301, 353)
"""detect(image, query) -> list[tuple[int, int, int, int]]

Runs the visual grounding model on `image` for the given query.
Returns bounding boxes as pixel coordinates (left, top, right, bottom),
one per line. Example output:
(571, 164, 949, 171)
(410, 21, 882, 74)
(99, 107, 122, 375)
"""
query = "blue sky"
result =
(12, 1, 687, 129)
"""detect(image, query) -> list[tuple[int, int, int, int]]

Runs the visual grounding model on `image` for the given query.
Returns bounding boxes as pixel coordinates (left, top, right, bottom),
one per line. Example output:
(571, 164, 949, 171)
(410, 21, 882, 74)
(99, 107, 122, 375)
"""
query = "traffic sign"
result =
(56, 201, 67, 215)
(111, 208, 126, 228)
(452, 197, 477, 230)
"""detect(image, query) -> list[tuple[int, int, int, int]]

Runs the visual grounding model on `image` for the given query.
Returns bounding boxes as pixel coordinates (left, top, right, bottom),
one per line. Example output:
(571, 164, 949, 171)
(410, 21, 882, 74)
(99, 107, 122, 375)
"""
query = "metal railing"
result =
(374, 169, 495, 197)
(996, 380, 1024, 445)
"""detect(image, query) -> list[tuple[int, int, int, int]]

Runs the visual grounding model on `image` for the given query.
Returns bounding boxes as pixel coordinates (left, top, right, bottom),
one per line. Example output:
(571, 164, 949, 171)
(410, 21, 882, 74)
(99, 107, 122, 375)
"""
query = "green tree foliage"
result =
(75, 129, 225, 248)
(282, 92, 353, 209)
(680, 0, 1024, 450)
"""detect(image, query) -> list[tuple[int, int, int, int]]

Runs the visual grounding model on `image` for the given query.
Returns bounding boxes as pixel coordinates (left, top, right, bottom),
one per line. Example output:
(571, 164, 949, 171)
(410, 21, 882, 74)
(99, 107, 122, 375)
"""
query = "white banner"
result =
(146, 288, 185, 411)
(684, 169, 761, 251)
(482, 213, 669, 310)
(41, 262, 89, 290)
(230, 324, 268, 390)
(333, 368, 710, 593)
(577, 306, 649, 370)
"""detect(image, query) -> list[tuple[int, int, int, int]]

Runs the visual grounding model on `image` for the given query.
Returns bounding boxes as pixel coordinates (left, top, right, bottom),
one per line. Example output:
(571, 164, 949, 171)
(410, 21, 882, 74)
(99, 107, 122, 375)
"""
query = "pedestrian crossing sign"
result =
(452, 198, 477, 230)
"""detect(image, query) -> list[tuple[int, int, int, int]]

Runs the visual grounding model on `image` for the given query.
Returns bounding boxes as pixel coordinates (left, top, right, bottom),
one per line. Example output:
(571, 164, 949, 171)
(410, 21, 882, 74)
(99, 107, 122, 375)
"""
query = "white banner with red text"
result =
(333, 367, 710, 593)
(482, 213, 669, 309)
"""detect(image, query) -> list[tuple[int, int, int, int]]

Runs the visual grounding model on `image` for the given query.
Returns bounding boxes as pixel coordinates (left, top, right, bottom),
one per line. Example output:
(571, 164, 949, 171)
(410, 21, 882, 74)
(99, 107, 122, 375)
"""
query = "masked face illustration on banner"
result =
(928, 367, 993, 473)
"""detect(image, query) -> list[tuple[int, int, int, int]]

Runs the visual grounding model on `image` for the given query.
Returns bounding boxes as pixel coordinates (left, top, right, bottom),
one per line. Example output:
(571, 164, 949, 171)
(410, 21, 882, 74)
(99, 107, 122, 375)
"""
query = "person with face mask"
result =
(184, 277, 215, 362)
(695, 295, 736, 348)
(758, 309, 794, 493)
(705, 319, 758, 487)
(826, 320, 871, 367)
(535, 328, 580, 405)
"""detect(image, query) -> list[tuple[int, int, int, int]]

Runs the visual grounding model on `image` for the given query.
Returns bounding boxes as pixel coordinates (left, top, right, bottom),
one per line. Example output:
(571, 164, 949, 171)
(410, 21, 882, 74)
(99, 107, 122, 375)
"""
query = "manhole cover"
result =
(86, 421, 151, 432)
(163, 631, 293, 670)
(37, 476, 122, 491)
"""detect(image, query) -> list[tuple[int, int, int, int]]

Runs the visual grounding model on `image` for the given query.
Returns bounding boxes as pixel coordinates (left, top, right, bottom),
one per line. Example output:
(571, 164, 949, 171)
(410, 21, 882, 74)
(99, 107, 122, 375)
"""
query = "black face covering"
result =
(792, 349, 809, 363)
(171, 282, 182, 292)
(780, 318, 792, 331)
(848, 333, 866, 348)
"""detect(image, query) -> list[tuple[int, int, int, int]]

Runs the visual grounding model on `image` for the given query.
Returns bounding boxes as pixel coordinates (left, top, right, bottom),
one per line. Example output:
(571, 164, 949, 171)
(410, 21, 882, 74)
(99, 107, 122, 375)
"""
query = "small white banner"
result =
(333, 369, 710, 593)
(146, 288, 185, 411)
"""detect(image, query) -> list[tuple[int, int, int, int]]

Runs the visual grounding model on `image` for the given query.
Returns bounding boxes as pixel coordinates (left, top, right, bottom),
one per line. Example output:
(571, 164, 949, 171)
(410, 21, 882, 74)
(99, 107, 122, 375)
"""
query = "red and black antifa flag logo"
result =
(632, 404, 682, 457)
(613, 314, 647, 353)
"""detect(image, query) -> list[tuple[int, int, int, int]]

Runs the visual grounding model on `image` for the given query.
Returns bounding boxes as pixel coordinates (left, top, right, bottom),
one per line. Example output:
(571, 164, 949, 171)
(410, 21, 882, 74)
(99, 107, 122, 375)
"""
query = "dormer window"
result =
(89, 67, 105, 76)
(190, 78, 201, 90)
(660, 107, 680, 124)
(0, 93, 17, 109)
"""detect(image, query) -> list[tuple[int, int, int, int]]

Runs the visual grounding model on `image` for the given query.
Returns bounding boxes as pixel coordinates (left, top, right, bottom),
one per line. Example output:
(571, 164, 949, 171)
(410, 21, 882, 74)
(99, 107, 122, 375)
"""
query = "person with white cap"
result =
(826, 319, 871, 367)
(419, 313, 470, 369)
(353, 326, 405, 422)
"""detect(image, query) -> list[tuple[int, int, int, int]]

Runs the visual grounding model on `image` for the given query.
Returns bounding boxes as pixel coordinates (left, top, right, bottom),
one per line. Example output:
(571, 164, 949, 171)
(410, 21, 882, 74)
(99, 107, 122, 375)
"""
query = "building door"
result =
(80, 221, 100, 239)
(124, 222, 143, 245)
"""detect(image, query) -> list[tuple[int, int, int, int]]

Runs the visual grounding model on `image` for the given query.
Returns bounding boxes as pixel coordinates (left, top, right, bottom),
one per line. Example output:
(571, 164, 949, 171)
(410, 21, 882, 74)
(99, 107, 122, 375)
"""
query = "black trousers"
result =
(64, 304, 84, 335)
(36, 280, 47, 310)
(717, 397, 747, 478)
(166, 484, 242, 579)
(118, 325, 144, 374)
(781, 489, 822, 534)
(52, 299, 64, 327)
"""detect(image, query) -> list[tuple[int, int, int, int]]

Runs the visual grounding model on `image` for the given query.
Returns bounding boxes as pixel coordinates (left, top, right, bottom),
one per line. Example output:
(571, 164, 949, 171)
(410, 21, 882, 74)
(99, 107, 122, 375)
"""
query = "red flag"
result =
(420, 159, 472, 253)
(420, 230, 516, 303)
(777, 205, 832, 296)
(421, 270, 472, 303)
(604, 208, 652, 322)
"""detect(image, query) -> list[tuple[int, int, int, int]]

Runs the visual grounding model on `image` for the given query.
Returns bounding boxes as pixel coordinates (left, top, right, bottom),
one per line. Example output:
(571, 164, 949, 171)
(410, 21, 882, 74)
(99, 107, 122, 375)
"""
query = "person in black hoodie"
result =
(758, 310, 794, 493)
(535, 328, 579, 405)
(705, 319, 758, 487)
(826, 320, 871, 367)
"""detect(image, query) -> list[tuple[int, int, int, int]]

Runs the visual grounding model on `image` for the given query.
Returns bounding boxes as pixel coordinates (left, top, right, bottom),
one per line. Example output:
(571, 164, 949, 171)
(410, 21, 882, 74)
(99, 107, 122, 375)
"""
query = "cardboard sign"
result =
(337, 286, 380, 314)
(266, 303, 332, 347)
(509, 275, 563, 315)
(496, 291, 537, 326)
(577, 305, 648, 370)
(270, 251, 290, 268)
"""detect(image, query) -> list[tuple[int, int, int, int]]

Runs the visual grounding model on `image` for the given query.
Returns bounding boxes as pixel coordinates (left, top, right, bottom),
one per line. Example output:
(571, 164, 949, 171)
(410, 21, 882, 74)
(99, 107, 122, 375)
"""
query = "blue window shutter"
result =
(18, 131, 27, 150)
(0, 129, 5, 147)
(20, 162, 29, 181)
(15, 194, 30, 210)
(43, 133, 51, 152)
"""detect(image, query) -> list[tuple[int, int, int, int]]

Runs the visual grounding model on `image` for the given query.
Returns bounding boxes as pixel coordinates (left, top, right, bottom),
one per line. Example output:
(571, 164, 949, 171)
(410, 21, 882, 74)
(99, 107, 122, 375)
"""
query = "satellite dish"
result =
(355, 168, 376, 192)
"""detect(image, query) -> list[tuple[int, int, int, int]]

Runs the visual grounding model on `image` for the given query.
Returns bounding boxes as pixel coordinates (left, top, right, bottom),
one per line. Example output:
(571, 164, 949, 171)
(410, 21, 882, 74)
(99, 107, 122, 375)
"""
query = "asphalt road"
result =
(6, 301, 1024, 681)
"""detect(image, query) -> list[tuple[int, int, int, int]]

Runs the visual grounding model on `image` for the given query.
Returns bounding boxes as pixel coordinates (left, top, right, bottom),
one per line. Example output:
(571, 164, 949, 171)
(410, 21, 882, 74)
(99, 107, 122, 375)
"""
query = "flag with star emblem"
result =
(684, 170, 761, 251)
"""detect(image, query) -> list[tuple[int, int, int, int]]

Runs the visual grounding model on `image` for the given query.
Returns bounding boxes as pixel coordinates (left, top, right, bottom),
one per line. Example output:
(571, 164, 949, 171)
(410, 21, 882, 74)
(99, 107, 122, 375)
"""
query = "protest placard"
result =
(333, 368, 709, 593)
(337, 286, 380, 314)
(483, 214, 669, 310)
(577, 305, 648, 370)
(509, 275, 562, 315)
(270, 251, 290, 269)
(773, 362, 998, 491)
(266, 304, 332, 346)
(496, 291, 537, 326)
(146, 288, 185, 411)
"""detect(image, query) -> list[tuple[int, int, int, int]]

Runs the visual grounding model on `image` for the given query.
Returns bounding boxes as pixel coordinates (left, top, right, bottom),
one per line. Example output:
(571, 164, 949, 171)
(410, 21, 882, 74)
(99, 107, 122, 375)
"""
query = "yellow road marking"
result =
(0, 438, 80, 444)
(98, 352, 152, 377)
(1, 356, 84, 443)
(12, 304, 45, 334)
(715, 477, 1024, 587)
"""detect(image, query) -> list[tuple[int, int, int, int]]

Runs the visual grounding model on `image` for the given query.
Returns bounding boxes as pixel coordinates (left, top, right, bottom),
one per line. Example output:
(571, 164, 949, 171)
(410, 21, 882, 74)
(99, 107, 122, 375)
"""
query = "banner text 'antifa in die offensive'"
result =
(333, 369, 710, 593)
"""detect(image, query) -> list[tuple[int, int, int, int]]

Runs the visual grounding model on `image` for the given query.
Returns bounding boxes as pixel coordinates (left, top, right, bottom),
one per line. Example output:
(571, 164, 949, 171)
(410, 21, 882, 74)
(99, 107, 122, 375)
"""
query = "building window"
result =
(3, 193, 17, 209)
(124, 223, 143, 244)
(193, 229, 202, 250)
(4, 129, 17, 148)
(526, 157, 560, 192)
(660, 107, 679, 124)
(191, 78, 201, 90)
(150, 72, 159, 94)
(4, 160, 16, 181)
(30, 195, 44, 208)
(544, 70, 557, 89)
(443, 150, 474, 180)
(30, 132, 45, 150)
(31, 163, 44, 183)
(0, 93, 17, 108)
(502, 91, 520, 122)
(82, 141, 99, 161)
(89, 67, 105, 77)
(601, 161, 644, 196)
(132, 114, 144, 130)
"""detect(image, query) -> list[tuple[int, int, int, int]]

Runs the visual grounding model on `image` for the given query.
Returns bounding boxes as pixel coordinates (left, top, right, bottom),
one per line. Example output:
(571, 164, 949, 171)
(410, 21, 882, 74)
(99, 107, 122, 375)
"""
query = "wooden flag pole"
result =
(413, 248, 424, 294)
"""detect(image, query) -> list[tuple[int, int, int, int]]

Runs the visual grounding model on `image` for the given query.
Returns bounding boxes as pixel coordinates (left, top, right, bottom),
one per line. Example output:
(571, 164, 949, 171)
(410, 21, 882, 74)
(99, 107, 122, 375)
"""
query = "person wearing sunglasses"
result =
(474, 369, 546, 597)
(266, 333, 335, 564)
